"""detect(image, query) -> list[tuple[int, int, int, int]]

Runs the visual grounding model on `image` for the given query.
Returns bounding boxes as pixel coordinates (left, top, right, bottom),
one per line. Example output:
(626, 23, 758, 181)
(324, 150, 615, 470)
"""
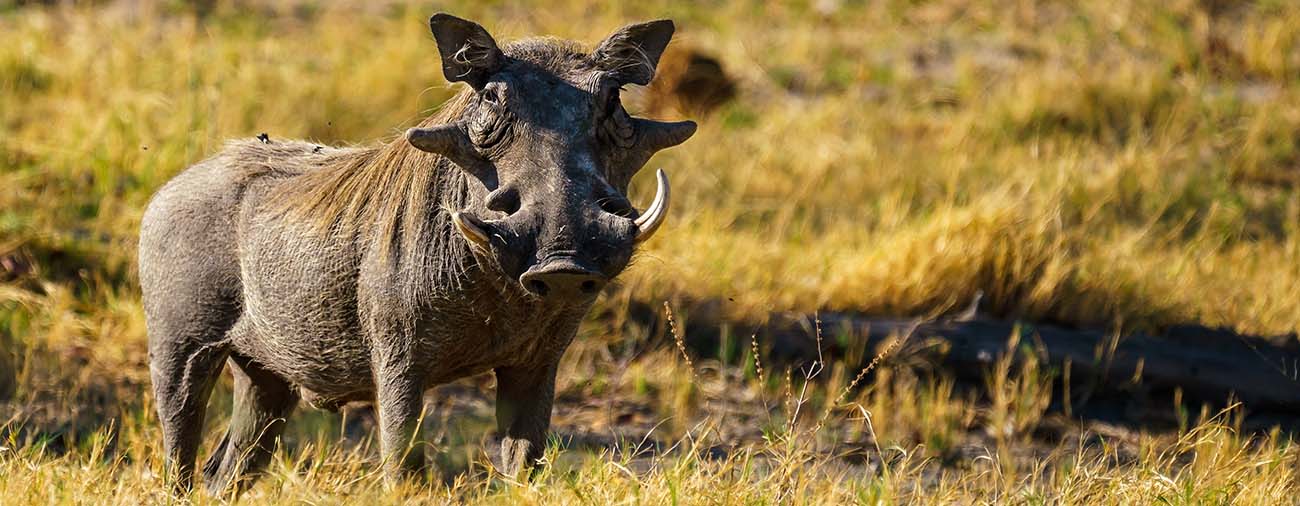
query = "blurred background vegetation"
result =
(2, 0, 1300, 503)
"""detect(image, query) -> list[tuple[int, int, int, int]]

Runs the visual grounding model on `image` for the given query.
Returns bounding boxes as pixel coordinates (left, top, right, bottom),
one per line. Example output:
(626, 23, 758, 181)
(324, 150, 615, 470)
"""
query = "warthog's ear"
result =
(593, 20, 675, 86)
(429, 13, 503, 90)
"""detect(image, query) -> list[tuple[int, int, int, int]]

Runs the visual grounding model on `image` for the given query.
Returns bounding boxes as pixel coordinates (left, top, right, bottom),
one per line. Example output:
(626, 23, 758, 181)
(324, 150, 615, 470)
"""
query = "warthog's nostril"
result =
(598, 195, 635, 218)
(580, 280, 597, 293)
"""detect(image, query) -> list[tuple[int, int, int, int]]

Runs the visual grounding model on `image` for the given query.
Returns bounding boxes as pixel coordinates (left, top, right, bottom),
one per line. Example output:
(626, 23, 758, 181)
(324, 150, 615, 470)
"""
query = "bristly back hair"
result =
(283, 90, 475, 244)
(232, 90, 478, 294)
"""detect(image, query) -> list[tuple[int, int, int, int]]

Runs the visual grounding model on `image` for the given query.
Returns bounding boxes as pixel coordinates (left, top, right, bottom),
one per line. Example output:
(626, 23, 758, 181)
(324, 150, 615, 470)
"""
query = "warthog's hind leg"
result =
(148, 317, 233, 492)
(202, 353, 299, 497)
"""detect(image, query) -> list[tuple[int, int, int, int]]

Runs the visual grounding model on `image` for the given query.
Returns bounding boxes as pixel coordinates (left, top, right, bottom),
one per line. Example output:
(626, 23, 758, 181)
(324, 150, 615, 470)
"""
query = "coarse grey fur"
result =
(139, 13, 696, 495)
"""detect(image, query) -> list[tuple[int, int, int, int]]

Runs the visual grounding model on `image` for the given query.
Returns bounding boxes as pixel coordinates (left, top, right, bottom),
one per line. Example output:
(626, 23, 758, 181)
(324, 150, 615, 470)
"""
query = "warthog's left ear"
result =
(429, 13, 503, 90)
(593, 20, 675, 86)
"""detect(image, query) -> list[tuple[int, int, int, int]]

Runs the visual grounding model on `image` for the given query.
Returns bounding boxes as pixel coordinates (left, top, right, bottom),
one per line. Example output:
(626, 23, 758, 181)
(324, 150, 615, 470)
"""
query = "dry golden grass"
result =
(3, 0, 1300, 503)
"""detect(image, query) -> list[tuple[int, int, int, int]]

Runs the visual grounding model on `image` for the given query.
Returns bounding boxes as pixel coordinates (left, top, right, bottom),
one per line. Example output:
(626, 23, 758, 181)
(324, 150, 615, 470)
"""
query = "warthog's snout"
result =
(520, 256, 606, 298)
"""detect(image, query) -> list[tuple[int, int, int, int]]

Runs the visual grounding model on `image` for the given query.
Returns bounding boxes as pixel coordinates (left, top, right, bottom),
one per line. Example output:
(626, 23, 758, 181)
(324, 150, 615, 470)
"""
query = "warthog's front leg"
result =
(372, 344, 429, 480)
(494, 362, 559, 477)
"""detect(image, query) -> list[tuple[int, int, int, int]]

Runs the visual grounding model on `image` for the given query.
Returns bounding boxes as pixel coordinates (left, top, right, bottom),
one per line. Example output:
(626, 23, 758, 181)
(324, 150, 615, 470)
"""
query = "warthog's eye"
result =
(599, 87, 634, 148)
(470, 84, 511, 150)
(602, 85, 622, 114)
(481, 85, 502, 106)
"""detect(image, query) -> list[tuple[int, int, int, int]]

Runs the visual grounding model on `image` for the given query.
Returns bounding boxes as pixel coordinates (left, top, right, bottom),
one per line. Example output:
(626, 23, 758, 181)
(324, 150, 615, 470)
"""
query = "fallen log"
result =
(768, 312, 1300, 415)
(624, 300, 1300, 418)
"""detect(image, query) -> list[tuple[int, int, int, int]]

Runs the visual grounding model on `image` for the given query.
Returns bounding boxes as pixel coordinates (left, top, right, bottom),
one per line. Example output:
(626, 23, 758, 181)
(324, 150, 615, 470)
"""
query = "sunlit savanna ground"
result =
(2, 0, 1300, 503)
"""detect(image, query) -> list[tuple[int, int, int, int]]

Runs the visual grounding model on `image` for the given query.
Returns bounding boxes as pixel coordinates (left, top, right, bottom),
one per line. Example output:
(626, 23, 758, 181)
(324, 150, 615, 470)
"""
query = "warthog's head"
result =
(407, 14, 696, 302)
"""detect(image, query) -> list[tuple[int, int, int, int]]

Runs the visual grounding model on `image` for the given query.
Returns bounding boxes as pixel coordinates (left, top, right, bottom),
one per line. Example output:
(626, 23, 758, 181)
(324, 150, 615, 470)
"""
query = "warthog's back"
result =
(140, 139, 344, 302)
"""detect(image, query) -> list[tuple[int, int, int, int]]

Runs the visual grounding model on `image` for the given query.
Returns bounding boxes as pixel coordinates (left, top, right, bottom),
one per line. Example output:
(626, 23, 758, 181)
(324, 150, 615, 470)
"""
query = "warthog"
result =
(139, 13, 695, 493)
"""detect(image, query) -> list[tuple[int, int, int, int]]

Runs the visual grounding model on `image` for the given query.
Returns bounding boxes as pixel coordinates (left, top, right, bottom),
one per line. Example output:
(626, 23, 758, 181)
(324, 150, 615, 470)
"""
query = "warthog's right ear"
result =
(429, 13, 503, 90)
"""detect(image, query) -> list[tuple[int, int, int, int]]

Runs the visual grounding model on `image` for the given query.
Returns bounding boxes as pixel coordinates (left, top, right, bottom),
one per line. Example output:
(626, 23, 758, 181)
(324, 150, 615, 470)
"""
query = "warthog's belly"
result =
(298, 387, 373, 412)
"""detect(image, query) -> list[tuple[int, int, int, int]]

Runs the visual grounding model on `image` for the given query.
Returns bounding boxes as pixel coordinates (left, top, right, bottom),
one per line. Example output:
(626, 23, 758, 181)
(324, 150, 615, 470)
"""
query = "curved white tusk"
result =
(452, 212, 492, 250)
(633, 169, 671, 243)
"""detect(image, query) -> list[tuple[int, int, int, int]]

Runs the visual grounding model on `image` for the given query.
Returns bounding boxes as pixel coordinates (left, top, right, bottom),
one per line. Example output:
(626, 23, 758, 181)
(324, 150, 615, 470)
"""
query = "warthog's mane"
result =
(241, 38, 591, 293)
(279, 89, 475, 242)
